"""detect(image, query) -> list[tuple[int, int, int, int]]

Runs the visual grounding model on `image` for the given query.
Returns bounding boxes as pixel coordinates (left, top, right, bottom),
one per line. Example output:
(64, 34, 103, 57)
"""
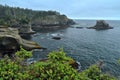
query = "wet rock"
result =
(76, 27, 83, 29)
(69, 59, 80, 69)
(52, 37, 61, 40)
(51, 33, 61, 40)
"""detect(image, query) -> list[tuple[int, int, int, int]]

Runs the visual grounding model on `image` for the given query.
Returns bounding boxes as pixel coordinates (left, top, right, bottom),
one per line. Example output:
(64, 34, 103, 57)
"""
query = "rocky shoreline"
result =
(0, 26, 42, 57)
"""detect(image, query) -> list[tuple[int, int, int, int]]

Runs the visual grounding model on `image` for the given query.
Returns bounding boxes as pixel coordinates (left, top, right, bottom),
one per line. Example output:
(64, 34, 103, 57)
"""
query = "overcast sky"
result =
(0, 0, 120, 20)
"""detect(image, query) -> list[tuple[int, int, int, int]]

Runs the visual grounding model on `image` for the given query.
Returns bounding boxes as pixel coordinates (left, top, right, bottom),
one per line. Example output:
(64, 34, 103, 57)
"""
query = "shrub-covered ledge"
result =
(0, 47, 116, 80)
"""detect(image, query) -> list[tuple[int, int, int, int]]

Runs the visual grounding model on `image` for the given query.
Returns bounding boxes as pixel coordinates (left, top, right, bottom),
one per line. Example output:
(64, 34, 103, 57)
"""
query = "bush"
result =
(0, 47, 116, 80)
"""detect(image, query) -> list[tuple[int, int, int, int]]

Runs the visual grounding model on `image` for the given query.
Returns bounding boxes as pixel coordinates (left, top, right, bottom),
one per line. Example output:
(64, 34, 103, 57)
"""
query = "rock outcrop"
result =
(11, 24, 35, 34)
(11, 24, 36, 39)
(0, 27, 41, 56)
(19, 24, 35, 34)
(87, 20, 113, 30)
(32, 15, 75, 31)
(0, 5, 75, 32)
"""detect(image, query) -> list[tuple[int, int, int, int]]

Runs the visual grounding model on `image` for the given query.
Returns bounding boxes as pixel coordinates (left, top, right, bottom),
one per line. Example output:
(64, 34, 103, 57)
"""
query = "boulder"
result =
(87, 20, 113, 30)
(0, 27, 41, 56)
(52, 36, 61, 40)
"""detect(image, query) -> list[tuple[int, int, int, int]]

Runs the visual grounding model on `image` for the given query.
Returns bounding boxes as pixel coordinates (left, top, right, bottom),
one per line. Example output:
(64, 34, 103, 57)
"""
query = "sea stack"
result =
(88, 20, 113, 30)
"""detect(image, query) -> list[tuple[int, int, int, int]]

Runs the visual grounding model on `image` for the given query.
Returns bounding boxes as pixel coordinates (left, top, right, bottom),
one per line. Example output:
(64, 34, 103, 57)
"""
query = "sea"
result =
(30, 20, 120, 77)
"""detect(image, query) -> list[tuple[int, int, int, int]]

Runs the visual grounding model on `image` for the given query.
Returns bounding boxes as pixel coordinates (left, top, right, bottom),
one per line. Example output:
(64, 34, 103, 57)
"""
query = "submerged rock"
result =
(87, 20, 113, 30)
(51, 33, 61, 40)
(76, 27, 83, 29)
(52, 37, 61, 40)
(0, 27, 41, 56)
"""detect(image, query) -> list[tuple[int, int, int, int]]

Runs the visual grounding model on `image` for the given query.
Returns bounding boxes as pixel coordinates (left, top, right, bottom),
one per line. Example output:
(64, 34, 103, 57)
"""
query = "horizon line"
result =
(1, 4, 120, 21)
(70, 18, 120, 20)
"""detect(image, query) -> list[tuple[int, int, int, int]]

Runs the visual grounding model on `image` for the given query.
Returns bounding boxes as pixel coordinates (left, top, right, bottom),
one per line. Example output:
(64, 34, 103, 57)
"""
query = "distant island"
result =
(0, 5, 75, 32)
(87, 20, 113, 30)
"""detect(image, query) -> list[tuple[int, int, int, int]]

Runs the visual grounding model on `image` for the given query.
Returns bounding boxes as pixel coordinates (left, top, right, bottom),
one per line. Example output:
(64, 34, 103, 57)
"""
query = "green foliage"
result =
(19, 18, 30, 24)
(0, 5, 72, 27)
(118, 59, 120, 64)
(48, 48, 71, 62)
(15, 46, 32, 59)
(28, 61, 80, 80)
(79, 65, 116, 80)
(0, 47, 116, 80)
(0, 55, 30, 80)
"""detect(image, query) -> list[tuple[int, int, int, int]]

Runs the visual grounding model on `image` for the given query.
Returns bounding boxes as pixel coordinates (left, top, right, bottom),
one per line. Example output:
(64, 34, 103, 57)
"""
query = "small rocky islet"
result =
(87, 20, 113, 30)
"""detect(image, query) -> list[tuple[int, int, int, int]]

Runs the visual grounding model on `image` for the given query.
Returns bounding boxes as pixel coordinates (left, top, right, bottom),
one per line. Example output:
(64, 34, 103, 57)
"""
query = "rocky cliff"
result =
(0, 26, 41, 56)
(0, 5, 75, 32)
(32, 15, 75, 31)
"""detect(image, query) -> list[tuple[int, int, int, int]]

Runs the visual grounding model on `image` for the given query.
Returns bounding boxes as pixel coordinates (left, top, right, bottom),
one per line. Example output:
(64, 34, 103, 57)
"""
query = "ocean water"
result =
(31, 20, 120, 77)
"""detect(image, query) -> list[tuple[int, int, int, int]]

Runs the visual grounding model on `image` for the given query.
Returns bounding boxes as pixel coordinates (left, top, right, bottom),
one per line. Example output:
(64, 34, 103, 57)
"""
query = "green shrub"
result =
(15, 46, 32, 59)
(0, 47, 116, 80)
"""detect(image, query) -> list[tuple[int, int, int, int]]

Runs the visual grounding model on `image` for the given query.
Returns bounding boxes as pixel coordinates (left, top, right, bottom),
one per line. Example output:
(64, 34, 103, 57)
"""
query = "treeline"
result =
(0, 5, 73, 27)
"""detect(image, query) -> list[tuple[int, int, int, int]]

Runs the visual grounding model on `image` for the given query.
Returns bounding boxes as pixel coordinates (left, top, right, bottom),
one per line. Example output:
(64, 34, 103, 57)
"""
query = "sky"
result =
(0, 0, 120, 20)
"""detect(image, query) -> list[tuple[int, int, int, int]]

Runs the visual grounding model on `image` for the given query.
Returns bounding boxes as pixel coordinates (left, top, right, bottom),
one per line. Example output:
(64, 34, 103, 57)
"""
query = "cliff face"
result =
(32, 15, 75, 31)
(32, 15, 74, 26)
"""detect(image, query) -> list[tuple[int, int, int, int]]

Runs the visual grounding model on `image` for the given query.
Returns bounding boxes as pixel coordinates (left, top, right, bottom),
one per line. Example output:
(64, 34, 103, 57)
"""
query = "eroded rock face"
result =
(31, 15, 75, 31)
(87, 20, 113, 30)
(18, 24, 36, 39)
(11, 24, 36, 39)
(19, 24, 35, 34)
(0, 37, 20, 56)
(0, 27, 41, 56)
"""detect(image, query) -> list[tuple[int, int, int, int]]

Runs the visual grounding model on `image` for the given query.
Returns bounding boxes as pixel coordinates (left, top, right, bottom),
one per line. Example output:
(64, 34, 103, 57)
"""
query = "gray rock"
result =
(31, 15, 75, 31)
(19, 24, 35, 34)
(87, 20, 113, 30)
(0, 27, 41, 56)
